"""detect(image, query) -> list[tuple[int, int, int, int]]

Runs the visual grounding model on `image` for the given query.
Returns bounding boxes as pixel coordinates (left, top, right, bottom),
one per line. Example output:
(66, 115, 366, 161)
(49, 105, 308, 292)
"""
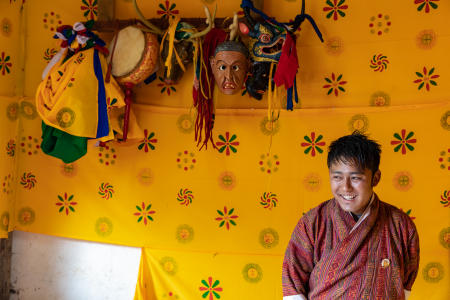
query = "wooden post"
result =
(0, 233, 12, 300)
(97, 0, 115, 22)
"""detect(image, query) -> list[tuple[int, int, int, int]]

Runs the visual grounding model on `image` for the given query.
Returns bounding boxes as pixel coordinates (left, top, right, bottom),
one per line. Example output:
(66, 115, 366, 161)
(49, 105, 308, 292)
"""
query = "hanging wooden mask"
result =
(239, 8, 286, 100)
(210, 41, 249, 95)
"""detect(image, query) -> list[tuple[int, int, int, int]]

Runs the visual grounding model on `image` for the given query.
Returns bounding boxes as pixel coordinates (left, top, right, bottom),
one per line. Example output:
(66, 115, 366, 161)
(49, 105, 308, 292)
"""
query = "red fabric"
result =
(282, 195, 420, 299)
(274, 33, 298, 90)
(192, 28, 227, 150)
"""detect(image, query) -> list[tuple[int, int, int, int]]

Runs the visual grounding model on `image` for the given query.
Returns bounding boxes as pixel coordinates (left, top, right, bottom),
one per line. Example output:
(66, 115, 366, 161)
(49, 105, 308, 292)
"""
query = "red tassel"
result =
(274, 33, 299, 90)
(192, 28, 228, 150)
(122, 82, 134, 141)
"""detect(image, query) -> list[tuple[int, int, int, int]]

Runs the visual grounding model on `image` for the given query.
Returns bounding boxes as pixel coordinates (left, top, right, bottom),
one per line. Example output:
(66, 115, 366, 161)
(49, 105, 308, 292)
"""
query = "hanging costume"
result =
(36, 21, 127, 163)
(282, 194, 419, 300)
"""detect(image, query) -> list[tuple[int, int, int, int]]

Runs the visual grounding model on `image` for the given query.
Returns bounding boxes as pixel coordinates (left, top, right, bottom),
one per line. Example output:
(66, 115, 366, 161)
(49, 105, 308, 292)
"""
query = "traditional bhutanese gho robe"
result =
(282, 194, 419, 300)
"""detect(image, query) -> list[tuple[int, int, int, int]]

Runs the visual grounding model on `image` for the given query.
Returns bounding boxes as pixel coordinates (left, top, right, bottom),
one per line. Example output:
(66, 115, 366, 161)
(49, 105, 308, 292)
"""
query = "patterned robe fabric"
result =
(282, 194, 419, 300)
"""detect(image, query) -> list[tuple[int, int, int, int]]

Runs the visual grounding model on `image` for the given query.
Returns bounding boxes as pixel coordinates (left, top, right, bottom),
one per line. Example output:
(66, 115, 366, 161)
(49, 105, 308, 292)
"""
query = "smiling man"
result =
(282, 132, 420, 300)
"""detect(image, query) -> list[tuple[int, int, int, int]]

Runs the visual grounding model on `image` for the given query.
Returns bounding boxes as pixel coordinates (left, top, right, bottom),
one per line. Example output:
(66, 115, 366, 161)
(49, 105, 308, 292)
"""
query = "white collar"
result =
(349, 193, 375, 234)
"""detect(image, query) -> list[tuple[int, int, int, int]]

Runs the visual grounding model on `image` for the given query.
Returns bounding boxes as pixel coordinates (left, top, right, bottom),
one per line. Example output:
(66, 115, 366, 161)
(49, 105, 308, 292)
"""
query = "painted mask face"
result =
(248, 23, 286, 63)
(210, 50, 249, 95)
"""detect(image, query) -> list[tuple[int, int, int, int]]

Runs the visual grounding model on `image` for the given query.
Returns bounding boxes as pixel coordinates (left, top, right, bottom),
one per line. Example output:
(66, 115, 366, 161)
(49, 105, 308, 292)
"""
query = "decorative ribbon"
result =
(267, 62, 280, 122)
(160, 16, 187, 78)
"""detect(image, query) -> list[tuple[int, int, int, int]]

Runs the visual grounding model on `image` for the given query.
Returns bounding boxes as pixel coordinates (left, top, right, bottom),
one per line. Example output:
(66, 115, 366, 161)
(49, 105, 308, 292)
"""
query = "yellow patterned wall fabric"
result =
(0, 0, 449, 299)
(0, 1, 21, 97)
(11, 101, 450, 300)
(0, 0, 22, 239)
(0, 97, 19, 239)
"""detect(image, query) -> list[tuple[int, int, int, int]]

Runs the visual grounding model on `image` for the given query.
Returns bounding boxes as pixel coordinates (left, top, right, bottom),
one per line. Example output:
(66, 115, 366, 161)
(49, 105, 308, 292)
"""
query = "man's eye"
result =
(351, 177, 361, 181)
(219, 65, 226, 71)
(232, 65, 240, 71)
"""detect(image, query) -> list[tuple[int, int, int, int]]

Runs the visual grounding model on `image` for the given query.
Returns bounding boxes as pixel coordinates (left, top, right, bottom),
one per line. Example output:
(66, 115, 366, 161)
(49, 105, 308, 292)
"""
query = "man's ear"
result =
(210, 57, 216, 68)
(372, 170, 381, 187)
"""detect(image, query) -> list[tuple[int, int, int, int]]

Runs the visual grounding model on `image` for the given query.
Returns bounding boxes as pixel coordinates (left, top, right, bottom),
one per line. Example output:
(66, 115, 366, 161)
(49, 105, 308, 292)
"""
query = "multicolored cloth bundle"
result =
(36, 21, 125, 163)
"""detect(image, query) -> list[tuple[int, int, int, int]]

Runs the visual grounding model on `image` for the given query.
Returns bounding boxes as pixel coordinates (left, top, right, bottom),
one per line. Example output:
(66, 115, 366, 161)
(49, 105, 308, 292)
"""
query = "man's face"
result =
(210, 51, 248, 95)
(329, 160, 381, 215)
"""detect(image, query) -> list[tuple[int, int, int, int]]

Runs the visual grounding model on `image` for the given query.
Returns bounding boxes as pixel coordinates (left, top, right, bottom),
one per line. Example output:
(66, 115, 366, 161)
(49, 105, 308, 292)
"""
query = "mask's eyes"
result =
(259, 34, 271, 43)
(219, 65, 226, 71)
(232, 65, 240, 71)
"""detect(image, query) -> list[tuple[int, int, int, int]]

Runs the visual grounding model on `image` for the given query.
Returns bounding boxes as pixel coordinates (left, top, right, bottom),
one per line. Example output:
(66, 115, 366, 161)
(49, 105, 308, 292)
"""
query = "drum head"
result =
(109, 26, 146, 77)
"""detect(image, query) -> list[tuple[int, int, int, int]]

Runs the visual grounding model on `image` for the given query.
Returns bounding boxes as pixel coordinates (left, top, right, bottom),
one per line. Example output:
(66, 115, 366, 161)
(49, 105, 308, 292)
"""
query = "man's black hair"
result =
(327, 132, 381, 174)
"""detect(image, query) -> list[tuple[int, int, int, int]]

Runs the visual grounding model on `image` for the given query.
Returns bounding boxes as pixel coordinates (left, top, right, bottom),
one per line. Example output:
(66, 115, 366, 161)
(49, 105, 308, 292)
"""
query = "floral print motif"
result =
(138, 130, 157, 152)
(134, 202, 156, 225)
(158, 76, 177, 95)
(370, 54, 389, 72)
(157, 1, 179, 19)
(323, 0, 348, 21)
(369, 14, 391, 36)
(81, 0, 98, 20)
(390, 129, 417, 154)
(301, 132, 326, 157)
(414, 67, 439, 91)
(414, 0, 439, 13)
(56, 193, 77, 216)
(177, 188, 194, 206)
(0, 52, 12, 75)
(98, 183, 114, 200)
(323, 73, 347, 96)
(215, 206, 238, 230)
(199, 277, 223, 300)
(216, 132, 239, 155)
(260, 192, 278, 210)
(20, 172, 36, 189)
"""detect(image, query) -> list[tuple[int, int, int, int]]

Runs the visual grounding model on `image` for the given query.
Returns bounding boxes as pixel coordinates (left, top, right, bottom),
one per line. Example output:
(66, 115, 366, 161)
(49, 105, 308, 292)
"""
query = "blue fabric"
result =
(144, 72, 157, 85)
(93, 49, 109, 138)
(286, 78, 299, 111)
(287, 87, 293, 111)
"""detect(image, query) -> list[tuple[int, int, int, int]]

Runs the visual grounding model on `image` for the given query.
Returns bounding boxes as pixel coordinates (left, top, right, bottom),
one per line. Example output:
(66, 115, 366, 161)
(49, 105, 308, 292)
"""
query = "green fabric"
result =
(40, 122, 88, 163)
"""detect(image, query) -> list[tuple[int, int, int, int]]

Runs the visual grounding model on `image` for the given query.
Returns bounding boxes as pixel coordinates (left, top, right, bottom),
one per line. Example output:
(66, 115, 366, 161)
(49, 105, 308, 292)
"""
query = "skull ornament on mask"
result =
(210, 41, 249, 95)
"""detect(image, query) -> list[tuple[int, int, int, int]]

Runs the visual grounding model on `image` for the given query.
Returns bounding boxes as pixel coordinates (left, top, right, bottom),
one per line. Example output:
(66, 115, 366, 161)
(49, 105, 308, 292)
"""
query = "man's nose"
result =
(342, 178, 352, 191)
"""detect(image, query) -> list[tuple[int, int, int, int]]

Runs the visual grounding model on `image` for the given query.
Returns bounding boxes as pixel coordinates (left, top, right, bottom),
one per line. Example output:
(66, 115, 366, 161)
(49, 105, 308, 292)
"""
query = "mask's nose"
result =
(224, 67, 233, 80)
